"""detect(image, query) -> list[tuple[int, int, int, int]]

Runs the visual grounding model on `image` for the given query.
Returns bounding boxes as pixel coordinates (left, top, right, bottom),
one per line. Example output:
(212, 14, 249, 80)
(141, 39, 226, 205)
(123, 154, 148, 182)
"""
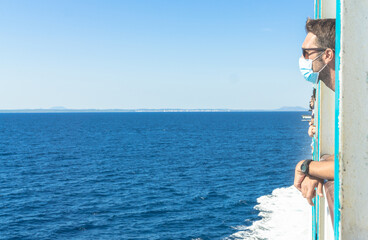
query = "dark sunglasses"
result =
(302, 48, 326, 59)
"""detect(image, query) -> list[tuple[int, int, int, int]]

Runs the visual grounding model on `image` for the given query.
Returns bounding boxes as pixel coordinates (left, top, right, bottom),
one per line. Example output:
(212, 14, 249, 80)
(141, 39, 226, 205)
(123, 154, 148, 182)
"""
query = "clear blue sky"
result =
(0, 0, 314, 110)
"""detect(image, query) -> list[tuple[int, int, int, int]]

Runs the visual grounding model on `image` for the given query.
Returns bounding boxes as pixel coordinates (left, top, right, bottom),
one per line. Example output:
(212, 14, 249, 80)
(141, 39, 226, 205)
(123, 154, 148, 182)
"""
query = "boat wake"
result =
(225, 186, 311, 240)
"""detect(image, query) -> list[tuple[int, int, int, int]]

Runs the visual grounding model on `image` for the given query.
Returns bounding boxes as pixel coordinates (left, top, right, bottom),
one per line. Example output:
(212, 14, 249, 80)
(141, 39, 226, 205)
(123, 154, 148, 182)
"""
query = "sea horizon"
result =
(0, 106, 308, 113)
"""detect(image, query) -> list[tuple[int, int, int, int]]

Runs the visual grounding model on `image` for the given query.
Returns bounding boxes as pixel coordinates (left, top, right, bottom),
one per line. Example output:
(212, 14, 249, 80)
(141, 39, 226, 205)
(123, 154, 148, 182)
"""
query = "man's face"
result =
(301, 32, 331, 87)
(301, 33, 326, 71)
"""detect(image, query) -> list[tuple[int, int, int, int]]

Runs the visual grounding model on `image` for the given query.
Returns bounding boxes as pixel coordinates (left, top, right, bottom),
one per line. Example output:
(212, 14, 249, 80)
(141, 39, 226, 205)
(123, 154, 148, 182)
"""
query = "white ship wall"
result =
(339, 0, 368, 239)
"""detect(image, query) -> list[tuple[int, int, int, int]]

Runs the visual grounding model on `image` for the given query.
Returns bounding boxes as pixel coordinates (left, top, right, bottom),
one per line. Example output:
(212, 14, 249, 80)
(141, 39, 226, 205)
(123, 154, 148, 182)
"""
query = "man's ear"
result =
(324, 48, 335, 64)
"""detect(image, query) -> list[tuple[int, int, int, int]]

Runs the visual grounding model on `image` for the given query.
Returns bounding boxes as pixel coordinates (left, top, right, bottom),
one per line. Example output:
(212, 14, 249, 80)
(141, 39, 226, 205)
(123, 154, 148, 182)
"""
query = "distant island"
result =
(0, 106, 308, 113)
(275, 106, 309, 111)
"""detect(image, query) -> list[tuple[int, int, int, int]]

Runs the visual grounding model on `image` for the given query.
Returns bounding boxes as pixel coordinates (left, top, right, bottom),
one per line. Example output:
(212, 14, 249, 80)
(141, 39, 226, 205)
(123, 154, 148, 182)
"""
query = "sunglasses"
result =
(302, 48, 326, 59)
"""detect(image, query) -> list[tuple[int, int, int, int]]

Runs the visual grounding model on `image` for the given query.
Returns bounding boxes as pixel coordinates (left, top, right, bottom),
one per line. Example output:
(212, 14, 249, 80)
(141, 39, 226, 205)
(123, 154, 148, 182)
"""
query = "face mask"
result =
(299, 52, 327, 87)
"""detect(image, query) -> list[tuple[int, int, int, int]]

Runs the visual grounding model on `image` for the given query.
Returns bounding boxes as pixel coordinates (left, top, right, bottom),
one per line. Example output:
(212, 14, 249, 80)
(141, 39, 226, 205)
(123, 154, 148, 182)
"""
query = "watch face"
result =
(301, 163, 307, 172)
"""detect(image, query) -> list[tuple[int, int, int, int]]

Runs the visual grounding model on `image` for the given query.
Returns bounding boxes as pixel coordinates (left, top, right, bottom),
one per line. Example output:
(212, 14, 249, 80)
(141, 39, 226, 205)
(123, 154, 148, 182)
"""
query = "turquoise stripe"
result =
(312, 197, 316, 239)
(312, 1, 320, 238)
(312, 1, 323, 239)
(312, 135, 317, 239)
(314, 0, 319, 19)
(314, 0, 322, 19)
(334, 0, 341, 239)
(317, 82, 321, 240)
(312, 0, 321, 240)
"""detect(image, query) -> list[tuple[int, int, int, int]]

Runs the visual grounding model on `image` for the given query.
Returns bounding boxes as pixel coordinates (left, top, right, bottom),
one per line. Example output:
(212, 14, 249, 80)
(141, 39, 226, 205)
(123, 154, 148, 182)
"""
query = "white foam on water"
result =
(225, 186, 311, 240)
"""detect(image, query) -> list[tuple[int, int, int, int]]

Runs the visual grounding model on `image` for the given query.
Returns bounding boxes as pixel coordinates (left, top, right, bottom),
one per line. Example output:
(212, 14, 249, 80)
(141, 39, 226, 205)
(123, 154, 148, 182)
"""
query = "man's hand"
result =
(301, 175, 323, 206)
(294, 160, 306, 191)
(308, 125, 316, 137)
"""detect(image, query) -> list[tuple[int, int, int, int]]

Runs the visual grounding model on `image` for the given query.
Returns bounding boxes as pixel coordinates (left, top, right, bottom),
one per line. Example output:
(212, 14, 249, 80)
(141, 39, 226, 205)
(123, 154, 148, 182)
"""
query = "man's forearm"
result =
(308, 156, 334, 180)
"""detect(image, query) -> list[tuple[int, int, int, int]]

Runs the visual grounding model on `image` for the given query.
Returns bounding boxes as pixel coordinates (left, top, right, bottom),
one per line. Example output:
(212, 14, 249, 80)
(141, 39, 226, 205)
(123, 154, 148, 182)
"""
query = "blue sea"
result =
(0, 112, 311, 240)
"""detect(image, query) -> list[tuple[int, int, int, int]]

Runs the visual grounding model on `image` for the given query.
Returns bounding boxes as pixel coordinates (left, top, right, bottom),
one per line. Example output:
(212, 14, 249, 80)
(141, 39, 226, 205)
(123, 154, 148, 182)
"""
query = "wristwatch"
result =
(300, 159, 313, 175)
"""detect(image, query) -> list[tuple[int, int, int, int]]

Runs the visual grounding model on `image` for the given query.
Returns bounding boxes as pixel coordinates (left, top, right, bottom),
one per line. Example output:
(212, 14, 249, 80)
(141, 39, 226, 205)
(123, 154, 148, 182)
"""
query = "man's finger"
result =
(307, 196, 314, 206)
(301, 184, 307, 198)
(306, 187, 315, 204)
(294, 173, 305, 192)
(294, 181, 302, 191)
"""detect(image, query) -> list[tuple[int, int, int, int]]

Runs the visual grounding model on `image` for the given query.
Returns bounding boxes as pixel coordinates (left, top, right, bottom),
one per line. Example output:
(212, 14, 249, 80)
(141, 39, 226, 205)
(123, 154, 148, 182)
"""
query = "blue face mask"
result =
(299, 52, 327, 87)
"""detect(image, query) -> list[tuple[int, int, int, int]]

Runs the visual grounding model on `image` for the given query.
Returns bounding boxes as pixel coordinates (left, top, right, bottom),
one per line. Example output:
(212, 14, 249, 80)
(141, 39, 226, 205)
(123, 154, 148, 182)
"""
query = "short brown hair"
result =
(306, 18, 335, 50)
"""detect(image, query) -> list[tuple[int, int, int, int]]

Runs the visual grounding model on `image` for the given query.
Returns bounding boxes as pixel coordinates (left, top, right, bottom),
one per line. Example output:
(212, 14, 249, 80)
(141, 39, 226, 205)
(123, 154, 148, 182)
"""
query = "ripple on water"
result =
(0, 112, 312, 239)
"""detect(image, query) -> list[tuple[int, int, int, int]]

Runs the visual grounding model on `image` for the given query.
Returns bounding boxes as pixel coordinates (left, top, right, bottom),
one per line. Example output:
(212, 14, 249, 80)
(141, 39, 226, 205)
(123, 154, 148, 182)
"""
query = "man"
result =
(294, 18, 336, 206)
